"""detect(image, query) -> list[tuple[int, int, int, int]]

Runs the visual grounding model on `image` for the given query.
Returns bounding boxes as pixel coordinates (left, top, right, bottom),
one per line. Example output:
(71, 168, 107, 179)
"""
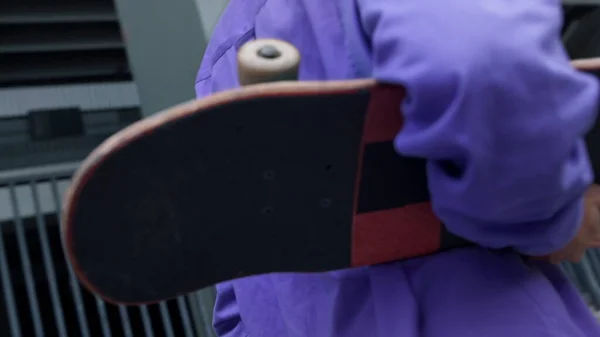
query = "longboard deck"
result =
(63, 63, 600, 305)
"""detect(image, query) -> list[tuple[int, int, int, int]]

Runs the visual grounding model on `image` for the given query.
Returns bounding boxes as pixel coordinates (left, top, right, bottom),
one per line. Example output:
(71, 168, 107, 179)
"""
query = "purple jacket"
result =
(195, 0, 600, 336)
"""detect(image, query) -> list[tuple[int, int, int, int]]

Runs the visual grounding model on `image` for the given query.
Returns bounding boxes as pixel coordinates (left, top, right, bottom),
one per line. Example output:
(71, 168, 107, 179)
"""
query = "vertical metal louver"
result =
(0, 164, 214, 337)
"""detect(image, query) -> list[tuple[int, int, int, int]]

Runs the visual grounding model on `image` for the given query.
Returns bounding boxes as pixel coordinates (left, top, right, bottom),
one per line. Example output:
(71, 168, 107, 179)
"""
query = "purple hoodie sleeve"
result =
(212, 282, 246, 337)
(357, 0, 599, 255)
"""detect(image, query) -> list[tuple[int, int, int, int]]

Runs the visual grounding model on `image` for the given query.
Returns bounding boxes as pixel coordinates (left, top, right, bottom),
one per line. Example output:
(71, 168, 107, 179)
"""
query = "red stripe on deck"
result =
(362, 84, 405, 144)
(351, 203, 441, 267)
(351, 85, 440, 266)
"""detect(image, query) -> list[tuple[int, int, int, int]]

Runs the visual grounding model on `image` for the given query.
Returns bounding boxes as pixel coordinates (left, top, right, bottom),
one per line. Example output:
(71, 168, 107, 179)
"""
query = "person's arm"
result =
(357, 0, 599, 255)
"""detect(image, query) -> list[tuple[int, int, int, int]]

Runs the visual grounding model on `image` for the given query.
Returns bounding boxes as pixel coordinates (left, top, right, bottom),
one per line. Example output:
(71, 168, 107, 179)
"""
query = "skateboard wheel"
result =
(237, 39, 300, 85)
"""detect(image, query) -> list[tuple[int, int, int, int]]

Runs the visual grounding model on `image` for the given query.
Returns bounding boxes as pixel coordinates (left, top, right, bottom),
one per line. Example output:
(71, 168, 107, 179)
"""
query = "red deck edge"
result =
(350, 84, 442, 267)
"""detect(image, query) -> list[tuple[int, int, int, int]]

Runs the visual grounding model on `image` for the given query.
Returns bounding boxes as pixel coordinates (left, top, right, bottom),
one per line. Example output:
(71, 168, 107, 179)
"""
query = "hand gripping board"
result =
(62, 60, 600, 305)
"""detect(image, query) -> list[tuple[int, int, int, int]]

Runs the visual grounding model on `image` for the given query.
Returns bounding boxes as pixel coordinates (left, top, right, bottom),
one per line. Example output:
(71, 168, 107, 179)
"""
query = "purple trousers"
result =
(213, 248, 600, 337)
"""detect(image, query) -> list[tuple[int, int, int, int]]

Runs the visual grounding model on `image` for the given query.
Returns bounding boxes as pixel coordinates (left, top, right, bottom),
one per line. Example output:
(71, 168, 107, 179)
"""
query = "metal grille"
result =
(0, 162, 214, 337)
(562, 253, 600, 312)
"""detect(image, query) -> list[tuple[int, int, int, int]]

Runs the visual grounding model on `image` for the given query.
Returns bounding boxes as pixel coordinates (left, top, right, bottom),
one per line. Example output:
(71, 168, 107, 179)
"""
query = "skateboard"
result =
(61, 39, 600, 305)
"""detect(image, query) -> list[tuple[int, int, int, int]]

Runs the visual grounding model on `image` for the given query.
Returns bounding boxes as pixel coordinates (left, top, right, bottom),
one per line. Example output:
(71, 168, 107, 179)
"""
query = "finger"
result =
(568, 247, 587, 263)
(548, 253, 565, 264)
(586, 184, 600, 203)
(589, 239, 600, 248)
(568, 255, 584, 263)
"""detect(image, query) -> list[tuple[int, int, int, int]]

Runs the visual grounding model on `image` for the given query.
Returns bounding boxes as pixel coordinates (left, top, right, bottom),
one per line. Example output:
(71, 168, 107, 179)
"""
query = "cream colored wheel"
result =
(237, 39, 301, 86)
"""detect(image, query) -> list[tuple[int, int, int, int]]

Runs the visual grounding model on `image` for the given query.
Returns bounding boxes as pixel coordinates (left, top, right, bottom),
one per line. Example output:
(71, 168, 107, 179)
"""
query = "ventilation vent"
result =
(0, 170, 204, 337)
(0, 0, 131, 87)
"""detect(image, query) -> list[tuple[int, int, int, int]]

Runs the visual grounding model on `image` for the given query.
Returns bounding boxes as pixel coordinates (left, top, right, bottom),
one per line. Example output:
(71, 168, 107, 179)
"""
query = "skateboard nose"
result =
(257, 45, 281, 59)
